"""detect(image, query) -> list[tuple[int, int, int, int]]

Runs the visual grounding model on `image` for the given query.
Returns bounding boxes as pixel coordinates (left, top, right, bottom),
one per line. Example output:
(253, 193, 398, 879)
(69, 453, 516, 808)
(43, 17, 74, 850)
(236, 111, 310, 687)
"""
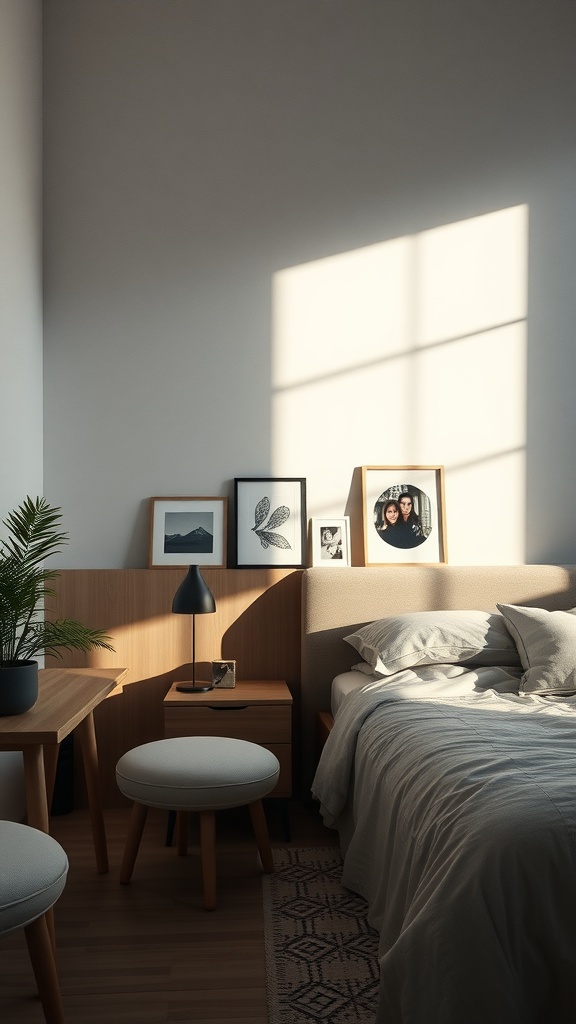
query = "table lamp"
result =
(172, 565, 216, 692)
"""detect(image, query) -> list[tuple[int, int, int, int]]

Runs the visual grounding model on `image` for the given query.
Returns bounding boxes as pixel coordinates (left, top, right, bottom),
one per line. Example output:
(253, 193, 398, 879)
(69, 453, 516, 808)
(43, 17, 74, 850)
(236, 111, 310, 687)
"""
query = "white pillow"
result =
(497, 603, 576, 695)
(344, 610, 520, 677)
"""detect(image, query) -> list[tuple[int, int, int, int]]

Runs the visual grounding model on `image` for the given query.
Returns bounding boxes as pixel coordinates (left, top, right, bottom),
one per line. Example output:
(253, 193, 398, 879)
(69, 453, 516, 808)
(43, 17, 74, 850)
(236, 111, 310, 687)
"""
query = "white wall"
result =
(0, 0, 43, 524)
(41, 1, 576, 567)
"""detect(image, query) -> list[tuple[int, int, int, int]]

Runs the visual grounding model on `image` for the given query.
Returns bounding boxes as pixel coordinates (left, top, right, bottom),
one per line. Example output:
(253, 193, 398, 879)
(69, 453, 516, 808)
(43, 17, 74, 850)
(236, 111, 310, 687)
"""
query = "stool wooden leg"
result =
(177, 811, 189, 856)
(249, 799, 274, 873)
(45, 907, 57, 962)
(165, 809, 176, 846)
(119, 802, 148, 884)
(199, 809, 216, 911)
(24, 913, 65, 1024)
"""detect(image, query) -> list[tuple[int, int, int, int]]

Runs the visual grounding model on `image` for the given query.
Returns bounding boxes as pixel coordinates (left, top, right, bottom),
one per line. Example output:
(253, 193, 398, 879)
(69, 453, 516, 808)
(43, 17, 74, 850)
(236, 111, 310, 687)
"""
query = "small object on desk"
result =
(212, 660, 236, 688)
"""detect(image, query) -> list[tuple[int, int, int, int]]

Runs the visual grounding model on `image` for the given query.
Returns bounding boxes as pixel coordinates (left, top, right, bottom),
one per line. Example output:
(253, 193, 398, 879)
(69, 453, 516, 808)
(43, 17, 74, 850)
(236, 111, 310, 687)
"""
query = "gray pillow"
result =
(344, 610, 520, 677)
(497, 603, 576, 695)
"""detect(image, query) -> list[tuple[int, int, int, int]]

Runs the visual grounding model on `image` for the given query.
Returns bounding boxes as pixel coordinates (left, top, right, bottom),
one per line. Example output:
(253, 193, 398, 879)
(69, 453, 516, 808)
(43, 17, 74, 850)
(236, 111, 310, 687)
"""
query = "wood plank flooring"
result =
(0, 802, 336, 1024)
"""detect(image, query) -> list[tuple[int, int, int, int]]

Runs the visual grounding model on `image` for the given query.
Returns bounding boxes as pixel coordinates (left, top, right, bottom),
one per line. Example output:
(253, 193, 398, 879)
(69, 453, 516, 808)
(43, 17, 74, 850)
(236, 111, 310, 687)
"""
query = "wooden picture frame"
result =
(310, 516, 351, 567)
(362, 466, 447, 566)
(234, 477, 307, 568)
(149, 496, 227, 568)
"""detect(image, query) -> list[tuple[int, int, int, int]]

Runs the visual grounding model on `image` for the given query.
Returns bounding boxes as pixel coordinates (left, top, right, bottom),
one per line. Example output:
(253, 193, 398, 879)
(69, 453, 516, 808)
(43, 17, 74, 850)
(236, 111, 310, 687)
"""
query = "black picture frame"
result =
(234, 477, 307, 568)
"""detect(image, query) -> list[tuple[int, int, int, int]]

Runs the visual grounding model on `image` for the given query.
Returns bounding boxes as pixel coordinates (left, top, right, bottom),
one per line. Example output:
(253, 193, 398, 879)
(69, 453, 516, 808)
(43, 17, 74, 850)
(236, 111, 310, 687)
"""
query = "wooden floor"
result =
(0, 801, 337, 1024)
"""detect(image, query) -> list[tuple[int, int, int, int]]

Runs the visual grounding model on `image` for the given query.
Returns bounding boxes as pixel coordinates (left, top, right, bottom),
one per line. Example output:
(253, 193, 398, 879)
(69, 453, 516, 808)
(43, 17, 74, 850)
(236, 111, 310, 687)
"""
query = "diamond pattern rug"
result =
(262, 846, 379, 1024)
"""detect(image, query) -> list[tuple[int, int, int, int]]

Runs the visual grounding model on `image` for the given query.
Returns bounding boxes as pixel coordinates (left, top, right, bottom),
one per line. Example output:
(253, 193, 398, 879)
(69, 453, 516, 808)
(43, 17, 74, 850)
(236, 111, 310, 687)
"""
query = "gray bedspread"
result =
(311, 666, 576, 1024)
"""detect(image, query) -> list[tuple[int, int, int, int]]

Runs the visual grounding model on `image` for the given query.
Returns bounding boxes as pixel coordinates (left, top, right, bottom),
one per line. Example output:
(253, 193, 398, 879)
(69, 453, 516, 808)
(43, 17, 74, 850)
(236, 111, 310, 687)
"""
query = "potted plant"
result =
(0, 496, 114, 715)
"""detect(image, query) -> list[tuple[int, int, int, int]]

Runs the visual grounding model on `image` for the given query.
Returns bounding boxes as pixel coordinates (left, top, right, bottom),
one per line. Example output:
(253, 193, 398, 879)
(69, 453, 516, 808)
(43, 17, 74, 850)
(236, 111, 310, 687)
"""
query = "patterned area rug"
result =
(262, 846, 379, 1024)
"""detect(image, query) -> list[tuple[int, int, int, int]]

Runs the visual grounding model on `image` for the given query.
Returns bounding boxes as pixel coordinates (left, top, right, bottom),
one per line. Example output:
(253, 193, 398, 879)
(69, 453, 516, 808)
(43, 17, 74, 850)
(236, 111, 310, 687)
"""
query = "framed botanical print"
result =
(310, 517, 351, 567)
(149, 496, 227, 568)
(362, 466, 447, 566)
(234, 477, 307, 568)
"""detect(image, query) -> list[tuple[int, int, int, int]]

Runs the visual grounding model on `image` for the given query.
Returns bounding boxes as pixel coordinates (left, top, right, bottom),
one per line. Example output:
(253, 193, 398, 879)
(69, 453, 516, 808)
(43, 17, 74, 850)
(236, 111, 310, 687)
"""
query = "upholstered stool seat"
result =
(116, 736, 280, 910)
(0, 820, 69, 1023)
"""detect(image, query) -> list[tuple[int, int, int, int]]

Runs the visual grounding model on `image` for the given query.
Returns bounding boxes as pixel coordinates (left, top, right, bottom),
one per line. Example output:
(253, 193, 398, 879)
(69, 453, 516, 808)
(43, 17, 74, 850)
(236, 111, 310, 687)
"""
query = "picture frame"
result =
(362, 466, 447, 566)
(234, 478, 307, 568)
(149, 496, 227, 568)
(310, 516, 351, 567)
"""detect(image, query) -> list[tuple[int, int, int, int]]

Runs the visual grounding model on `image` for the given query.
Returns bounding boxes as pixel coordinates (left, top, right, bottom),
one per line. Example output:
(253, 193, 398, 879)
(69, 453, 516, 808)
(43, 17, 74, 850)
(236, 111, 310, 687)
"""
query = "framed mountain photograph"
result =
(149, 496, 227, 568)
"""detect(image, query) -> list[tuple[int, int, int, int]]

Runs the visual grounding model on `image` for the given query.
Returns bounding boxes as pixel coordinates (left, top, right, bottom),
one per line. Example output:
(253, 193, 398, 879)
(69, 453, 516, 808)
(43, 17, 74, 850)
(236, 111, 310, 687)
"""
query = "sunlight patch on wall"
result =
(271, 205, 528, 565)
(273, 236, 413, 387)
(415, 205, 528, 346)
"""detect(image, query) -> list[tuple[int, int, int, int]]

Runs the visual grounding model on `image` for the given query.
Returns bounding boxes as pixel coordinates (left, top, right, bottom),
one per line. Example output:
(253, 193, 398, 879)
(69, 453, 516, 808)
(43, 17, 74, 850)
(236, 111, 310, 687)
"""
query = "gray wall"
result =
(38, 1, 576, 567)
(0, 0, 43, 524)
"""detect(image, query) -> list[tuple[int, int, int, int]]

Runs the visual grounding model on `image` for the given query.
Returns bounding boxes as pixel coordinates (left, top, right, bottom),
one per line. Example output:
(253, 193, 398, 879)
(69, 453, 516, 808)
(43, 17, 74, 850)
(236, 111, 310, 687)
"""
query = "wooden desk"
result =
(0, 667, 127, 873)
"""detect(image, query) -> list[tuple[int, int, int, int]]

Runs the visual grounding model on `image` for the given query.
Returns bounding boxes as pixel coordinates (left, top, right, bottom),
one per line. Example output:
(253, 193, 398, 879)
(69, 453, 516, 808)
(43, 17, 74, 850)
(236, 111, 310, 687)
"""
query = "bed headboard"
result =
(300, 564, 576, 795)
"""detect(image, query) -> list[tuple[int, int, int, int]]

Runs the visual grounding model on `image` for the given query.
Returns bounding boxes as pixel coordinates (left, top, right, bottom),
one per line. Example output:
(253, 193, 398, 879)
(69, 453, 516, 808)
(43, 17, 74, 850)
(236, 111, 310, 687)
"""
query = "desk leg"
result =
(23, 744, 50, 833)
(43, 743, 60, 813)
(76, 712, 109, 873)
(22, 746, 56, 953)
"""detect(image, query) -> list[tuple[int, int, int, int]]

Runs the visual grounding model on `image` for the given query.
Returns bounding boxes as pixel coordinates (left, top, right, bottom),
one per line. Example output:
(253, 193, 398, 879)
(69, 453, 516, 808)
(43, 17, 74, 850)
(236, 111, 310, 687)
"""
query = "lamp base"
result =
(175, 682, 214, 693)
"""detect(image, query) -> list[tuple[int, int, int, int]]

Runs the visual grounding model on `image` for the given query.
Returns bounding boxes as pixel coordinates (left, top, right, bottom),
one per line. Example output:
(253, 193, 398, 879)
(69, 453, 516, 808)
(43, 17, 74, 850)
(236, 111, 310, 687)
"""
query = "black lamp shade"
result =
(172, 565, 216, 615)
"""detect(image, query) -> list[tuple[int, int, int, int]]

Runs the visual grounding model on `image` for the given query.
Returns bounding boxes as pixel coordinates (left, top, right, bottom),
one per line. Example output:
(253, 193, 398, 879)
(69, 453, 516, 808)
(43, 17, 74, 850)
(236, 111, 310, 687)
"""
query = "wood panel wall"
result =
(47, 569, 302, 806)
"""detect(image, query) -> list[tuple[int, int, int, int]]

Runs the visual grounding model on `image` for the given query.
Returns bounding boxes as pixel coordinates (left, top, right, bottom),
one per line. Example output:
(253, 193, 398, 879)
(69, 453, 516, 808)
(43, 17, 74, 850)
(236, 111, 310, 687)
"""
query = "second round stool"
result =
(116, 735, 280, 910)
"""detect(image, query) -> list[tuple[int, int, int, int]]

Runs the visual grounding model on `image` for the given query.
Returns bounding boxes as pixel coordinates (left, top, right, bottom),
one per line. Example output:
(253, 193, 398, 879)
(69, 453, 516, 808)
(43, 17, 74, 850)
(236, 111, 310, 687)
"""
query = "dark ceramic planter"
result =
(0, 660, 39, 715)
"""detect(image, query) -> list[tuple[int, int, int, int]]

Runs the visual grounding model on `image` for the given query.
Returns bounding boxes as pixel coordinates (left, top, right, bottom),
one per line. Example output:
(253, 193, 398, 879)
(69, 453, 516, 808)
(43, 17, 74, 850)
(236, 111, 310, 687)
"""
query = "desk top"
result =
(0, 667, 127, 745)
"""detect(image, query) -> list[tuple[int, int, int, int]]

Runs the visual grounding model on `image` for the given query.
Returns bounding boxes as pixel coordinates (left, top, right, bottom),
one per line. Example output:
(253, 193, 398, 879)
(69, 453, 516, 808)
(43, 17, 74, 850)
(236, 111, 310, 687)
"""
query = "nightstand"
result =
(317, 710, 334, 757)
(163, 680, 293, 838)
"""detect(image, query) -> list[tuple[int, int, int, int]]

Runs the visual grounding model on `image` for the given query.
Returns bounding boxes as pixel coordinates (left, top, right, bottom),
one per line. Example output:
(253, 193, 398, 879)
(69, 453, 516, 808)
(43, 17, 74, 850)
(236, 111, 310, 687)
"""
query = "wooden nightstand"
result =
(317, 710, 334, 758)
(163, 680, 293, 799)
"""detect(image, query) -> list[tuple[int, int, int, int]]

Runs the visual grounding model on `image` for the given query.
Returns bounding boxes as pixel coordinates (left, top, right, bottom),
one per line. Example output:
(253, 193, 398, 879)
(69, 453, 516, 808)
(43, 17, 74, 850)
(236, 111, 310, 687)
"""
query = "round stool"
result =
(0, 820, 69, 1024)
(116, 736, 280, 910)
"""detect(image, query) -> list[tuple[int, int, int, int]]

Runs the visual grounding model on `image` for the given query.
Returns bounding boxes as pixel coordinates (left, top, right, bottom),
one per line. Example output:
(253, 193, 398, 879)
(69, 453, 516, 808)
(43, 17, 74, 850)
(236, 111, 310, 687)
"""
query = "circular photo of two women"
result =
(374, 486, 432, 550)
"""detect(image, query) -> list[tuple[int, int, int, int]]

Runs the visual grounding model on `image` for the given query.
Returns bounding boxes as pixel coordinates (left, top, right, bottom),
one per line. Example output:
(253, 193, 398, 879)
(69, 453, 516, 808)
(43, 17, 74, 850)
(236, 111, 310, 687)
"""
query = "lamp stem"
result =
(191, 613, 196, 687)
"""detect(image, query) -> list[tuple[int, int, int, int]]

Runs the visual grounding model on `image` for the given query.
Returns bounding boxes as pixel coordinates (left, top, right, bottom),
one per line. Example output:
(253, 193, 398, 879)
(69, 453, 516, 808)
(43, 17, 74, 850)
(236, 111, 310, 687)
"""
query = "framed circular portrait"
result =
(362, 466, 447, 565)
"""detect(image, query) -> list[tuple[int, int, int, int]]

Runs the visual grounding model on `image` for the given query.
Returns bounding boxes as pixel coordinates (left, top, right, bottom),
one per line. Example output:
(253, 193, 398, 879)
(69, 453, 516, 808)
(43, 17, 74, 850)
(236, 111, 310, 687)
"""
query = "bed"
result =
(301, 565, 576, 1024)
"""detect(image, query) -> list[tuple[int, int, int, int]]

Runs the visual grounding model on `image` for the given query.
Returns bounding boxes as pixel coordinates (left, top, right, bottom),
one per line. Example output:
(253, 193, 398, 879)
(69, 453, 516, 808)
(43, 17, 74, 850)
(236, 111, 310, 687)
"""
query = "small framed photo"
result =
(310, 517, 351, 567)
(362, 466, 447, 566)
(234, 478, 307, 568)
(149, 496, 227, 568)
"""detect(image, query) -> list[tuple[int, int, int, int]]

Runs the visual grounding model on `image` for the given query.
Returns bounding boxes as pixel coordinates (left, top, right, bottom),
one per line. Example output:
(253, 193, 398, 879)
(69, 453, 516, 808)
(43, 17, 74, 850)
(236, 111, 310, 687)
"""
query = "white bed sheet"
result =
(313, 664, 576, 1024)
(330, 669, 376, 716)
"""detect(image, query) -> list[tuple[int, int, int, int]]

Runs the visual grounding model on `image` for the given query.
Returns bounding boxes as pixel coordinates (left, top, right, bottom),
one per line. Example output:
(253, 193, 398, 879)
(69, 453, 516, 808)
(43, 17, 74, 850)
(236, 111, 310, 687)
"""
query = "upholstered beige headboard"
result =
(300, 564, 576, 796)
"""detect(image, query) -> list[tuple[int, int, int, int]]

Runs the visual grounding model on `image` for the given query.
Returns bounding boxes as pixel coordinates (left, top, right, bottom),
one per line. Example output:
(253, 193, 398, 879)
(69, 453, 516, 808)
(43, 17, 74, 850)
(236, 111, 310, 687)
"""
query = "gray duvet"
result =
(312, 666, 576, 1024)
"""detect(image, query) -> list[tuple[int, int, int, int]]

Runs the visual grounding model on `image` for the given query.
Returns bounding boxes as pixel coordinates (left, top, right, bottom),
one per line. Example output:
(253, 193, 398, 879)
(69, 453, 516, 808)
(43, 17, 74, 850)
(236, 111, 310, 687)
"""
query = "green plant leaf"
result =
(0, 496, 115, 663)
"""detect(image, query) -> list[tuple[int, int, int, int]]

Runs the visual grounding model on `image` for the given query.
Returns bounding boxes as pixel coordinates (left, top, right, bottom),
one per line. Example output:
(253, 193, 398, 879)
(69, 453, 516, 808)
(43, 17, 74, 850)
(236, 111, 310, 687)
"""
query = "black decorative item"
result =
(172, 565, 216, 693)
(234, 477, 307, 568)
(0, 660, 39, 715)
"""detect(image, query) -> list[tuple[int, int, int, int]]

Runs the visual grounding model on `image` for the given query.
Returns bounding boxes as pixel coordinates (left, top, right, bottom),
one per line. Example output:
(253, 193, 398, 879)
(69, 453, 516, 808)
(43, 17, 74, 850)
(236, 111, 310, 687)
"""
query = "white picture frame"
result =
(310, 517, 351, 567)
(149, 496, 227, 568)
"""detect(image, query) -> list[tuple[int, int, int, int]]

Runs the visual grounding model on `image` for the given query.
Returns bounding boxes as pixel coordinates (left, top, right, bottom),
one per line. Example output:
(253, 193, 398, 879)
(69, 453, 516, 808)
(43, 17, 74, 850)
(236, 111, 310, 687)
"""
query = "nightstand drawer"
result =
(164, 704, 291, 743)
